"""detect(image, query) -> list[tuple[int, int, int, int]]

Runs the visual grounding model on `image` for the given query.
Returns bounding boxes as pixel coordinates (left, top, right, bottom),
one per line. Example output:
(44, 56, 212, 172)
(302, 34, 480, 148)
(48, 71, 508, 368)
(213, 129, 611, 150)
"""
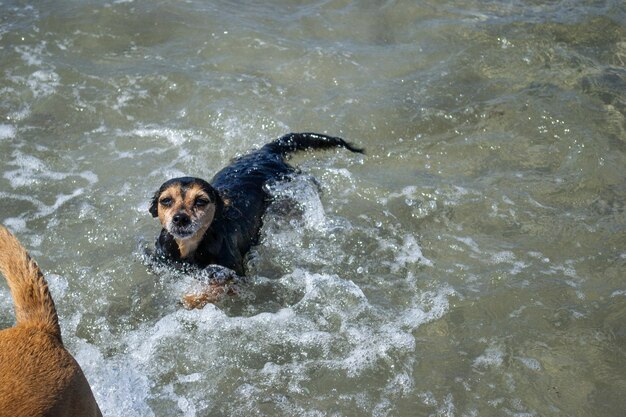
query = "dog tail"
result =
(267, 132, 365, 155)
(0, 225, 61, 341)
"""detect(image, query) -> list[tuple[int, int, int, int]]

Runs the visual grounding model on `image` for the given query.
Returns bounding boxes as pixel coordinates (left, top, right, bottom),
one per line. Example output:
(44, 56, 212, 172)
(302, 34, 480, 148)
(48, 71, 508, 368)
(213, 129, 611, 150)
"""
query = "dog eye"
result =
(159, 197, 172, 207)
(195, 198, 210, 207)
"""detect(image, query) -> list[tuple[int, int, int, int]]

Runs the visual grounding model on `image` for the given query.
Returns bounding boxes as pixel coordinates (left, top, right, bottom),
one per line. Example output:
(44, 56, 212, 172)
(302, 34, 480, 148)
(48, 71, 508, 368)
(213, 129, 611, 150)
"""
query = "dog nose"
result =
(172, 213, 190, 226)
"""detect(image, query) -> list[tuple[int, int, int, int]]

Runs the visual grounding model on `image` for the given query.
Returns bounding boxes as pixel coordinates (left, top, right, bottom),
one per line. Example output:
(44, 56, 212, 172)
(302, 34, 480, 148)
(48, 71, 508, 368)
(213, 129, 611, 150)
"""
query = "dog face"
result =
(150, 177, 219, 240)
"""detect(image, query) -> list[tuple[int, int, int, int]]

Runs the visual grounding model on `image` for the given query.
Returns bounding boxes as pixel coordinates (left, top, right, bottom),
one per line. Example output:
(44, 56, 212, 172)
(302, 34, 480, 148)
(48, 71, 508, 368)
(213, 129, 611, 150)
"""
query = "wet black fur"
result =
(150, 132, 364, 275)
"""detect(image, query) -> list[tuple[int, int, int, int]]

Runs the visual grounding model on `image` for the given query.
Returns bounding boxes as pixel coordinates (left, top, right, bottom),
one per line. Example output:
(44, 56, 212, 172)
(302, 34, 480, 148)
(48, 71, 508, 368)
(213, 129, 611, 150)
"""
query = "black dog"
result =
(149, 132, 363, 276)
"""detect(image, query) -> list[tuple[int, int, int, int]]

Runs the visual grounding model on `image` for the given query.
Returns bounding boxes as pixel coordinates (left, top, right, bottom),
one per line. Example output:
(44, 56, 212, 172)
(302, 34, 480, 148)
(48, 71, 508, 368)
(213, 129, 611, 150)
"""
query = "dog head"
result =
(149, 177, 221, 240)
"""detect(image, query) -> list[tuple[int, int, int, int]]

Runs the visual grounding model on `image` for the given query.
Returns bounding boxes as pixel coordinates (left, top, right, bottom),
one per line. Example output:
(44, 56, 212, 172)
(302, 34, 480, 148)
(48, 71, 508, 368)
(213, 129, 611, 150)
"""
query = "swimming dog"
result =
(149, 132, 363, 281)
(0, 225, 102, 417)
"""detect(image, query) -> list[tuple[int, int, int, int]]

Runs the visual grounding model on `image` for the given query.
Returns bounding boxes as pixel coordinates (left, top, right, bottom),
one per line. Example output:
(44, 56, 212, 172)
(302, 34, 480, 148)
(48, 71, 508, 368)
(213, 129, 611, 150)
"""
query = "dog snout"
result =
(172, 212, 191, 226)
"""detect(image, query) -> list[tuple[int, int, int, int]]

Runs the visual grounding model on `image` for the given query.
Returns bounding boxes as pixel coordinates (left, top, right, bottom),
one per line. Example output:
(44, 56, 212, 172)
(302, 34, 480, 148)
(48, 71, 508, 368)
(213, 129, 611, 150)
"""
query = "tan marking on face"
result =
(156, 185, 182, 228)
(156, 183, 217, 258)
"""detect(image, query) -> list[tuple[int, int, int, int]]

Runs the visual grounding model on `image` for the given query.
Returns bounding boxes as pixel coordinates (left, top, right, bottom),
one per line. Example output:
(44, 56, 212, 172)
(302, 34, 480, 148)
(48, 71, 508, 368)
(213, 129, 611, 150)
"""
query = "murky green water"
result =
(1, 1, 625, 416)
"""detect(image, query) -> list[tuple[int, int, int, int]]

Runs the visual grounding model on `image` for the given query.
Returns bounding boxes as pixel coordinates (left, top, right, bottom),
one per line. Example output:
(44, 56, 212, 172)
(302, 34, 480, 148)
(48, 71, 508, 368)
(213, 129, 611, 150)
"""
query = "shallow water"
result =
(1, 0, 625, 416)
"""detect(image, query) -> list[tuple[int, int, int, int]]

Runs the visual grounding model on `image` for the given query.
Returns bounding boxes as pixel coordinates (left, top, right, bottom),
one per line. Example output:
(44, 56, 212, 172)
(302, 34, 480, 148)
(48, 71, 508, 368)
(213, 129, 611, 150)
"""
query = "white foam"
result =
(2, 217, 26, 233)
(455, 236, 481, 253)
(489, 250, 516, 264)
(5, 151, 46, 187)
(128, 127, 203, 147)
(384, 184, 471, 208)
(132, 128, 185, 146)
(58, 265, 455, 415)
(398, 285, 455, 330)
(611, 289, 626, 297)
(174, 390, 197, 417)
(510, 261, 528, 275)
(9, 105, 31, 121)
(15, 42, 47, 66)
(380, 185, 418, 205)
(515, 356, 542, 371)
(4, 150, 98, 189)
(178, 373, 203, 383)
(46, 274, 69, 300)
(264, 175, 335, 234)
(326, 167, 353, 181)
(289, 272, 451, 377)
(27, 69, 60, 98)
(389, 234, 433, 271)
(473, 344, 504, 368)
(300, 193, 328, 232)
(294, 270, 367, 304)
(74, 340, 156, 417)
(0, 124, 16, 140)
(0, 188, 84, 221)
(125, 309, 192, 361)
(436, 393, 456, 417)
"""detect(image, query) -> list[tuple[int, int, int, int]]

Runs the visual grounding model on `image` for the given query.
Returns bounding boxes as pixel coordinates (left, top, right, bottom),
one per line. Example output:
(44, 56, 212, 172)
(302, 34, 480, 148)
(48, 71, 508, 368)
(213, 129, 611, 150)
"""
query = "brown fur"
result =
(156, 183, 216, 258)
(181, 282, 232, 310)
(0, 225, 102, 417)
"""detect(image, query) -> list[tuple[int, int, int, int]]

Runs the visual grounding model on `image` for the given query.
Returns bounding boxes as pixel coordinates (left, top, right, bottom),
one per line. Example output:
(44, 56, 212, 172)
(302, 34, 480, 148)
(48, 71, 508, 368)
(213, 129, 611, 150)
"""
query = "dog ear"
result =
(195, 180, 219, 203)
(149, 190, 160, 217)
(204, 184, 222, 205)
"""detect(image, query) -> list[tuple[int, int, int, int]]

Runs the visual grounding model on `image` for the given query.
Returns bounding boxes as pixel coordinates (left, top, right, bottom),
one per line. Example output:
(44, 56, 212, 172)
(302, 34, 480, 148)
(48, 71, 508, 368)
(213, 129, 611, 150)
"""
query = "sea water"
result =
(0, 0, 624, 416)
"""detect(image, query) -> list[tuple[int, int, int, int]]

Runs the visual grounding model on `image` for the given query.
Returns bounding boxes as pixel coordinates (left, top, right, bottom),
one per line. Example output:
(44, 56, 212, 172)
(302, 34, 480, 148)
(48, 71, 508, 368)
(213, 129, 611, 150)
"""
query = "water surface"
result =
(0, 0, 625, 416)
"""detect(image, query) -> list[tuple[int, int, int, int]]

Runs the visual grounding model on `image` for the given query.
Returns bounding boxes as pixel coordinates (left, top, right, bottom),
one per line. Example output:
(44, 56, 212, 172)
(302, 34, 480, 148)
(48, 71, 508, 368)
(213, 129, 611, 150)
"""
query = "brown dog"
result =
(0, 225, 102, 417)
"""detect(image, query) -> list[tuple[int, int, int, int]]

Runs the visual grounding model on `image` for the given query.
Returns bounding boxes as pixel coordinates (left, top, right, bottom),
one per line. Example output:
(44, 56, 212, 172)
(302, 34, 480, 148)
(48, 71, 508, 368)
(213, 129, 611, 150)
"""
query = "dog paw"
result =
(182, 282, 233, 309)
(181, 265, 244, 309)
(198, 264, 240, 283)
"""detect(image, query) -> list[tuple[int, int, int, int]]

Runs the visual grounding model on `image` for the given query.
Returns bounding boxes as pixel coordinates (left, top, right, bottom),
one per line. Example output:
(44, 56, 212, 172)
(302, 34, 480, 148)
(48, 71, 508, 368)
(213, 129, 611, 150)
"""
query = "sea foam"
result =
(0, 124, 16, 140)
